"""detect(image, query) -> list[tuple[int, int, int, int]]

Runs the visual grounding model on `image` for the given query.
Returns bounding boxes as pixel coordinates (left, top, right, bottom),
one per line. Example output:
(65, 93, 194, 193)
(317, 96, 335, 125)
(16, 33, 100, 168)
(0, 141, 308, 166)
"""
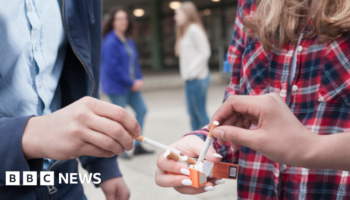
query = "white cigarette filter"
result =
(196, 121, 220, 164)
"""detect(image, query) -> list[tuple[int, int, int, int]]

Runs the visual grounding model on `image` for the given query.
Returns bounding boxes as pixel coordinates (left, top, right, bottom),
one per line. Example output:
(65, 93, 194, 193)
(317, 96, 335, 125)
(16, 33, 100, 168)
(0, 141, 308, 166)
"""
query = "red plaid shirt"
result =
(188, 0, 350, 199)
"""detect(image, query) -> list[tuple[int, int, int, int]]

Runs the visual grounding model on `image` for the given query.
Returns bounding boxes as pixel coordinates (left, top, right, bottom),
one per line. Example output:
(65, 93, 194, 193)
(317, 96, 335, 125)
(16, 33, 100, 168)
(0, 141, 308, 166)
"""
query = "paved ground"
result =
(80, 72, 238, 200)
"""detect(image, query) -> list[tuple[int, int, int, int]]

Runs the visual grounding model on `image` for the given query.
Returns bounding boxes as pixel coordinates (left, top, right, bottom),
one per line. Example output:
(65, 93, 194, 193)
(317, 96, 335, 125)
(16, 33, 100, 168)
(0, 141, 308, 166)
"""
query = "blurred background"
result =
(82, 0, 239, 199)
(103, 0, 236, 72)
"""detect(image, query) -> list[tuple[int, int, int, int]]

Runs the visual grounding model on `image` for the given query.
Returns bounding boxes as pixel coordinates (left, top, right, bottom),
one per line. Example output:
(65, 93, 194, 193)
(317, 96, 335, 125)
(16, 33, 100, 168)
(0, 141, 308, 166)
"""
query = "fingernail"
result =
(220, 130, 225, 139)
(213, 129, 224, 138)
(180, 168, 190, 176)
(182, 179, 193, 186)
(213, 153, 223, 158)
(215, 179, 225, 185)
(204, 186, 215, 191)
(118, 149, 125, 155)
(137, 127, 141, 134)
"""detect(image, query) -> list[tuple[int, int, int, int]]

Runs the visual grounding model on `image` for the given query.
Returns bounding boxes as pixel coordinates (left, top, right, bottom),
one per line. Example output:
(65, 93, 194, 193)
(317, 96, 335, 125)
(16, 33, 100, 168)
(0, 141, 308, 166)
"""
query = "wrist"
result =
(297, 130, 323, 168)
(22, 117, 44, 160)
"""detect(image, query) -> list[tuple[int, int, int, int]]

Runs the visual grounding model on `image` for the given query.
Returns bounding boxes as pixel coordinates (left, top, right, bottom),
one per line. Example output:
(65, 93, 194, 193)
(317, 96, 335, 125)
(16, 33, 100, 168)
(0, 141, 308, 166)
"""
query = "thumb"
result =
(212, 125, 258, 148)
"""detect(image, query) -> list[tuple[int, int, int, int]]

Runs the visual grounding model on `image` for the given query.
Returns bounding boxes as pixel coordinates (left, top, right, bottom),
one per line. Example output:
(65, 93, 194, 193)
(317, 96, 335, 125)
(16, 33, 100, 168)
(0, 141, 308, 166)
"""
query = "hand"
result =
(101, 177, 130, 200)
(210, 93, 317, 167)
(131, 80, 143, 92)
(22, 97, 141, 160)
(213, 108, 252, 151)
(155, 135, 224, 194)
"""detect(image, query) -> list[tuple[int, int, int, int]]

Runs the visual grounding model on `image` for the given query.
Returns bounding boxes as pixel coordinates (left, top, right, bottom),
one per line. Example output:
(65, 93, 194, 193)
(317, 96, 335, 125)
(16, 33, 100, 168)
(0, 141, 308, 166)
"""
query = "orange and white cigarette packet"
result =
(166, 160, 239, 188)
(164, 150, 207, 188)
(167, 168, 208, 188)
(202, 161, 239, 179)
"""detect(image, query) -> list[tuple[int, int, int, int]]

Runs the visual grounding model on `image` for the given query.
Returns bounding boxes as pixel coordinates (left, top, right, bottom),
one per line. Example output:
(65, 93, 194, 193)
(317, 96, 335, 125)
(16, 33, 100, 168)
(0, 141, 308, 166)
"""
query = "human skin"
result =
(101, 177, 130, 200)
(131, 80, 144, 92)
(113, 10, 128, 42)
(21, 9, 138, 200)
(22, 96, 140, 160)
(155, 93, 350, 194)
(155, 135, 224, 194)
(211, 93, 350, 171)
(174, 8, 188, 27)
(155, 0, 343, 195)
(22, 97, 138, 200)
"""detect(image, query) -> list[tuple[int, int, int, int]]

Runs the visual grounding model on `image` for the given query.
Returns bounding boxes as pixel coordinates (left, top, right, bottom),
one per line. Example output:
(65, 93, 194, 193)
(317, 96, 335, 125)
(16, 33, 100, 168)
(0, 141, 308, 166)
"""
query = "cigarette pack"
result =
(167, 160, 239, 188)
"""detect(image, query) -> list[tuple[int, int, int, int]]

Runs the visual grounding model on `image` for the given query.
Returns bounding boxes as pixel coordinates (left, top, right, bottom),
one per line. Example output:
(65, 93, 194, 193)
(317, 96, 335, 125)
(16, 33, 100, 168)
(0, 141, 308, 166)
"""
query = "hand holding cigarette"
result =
(155, 135, 223, 194)
(22, 97, 141, 161)
(209, 96, 255, 151)
(196, 121, 219, 164)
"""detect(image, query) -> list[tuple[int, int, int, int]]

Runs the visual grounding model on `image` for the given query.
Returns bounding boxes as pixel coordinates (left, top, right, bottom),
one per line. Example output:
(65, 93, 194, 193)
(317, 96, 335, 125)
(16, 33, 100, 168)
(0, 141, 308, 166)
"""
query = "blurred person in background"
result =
(101, 7, 154, 159)
(174, 2, 211, 131)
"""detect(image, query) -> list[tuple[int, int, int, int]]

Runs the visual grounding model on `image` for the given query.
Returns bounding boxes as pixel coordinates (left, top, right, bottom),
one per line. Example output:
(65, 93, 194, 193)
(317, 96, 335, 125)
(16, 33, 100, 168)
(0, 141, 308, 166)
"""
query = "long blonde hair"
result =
(244, 0, 350, 51)
(175, 1, 207, 56)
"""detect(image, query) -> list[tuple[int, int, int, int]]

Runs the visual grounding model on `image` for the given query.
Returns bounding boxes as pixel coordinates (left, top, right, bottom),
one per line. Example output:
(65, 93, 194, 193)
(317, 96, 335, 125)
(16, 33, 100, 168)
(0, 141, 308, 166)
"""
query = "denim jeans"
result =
(185, 74, 210, 131)
(108, 90, 147, 146)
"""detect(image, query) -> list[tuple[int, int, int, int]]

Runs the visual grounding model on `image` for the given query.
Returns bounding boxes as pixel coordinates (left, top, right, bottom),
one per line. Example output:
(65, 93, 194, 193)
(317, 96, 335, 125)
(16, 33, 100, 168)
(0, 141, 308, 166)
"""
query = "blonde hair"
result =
(175, 1, 207, 56)
(244, 0, 350, 51)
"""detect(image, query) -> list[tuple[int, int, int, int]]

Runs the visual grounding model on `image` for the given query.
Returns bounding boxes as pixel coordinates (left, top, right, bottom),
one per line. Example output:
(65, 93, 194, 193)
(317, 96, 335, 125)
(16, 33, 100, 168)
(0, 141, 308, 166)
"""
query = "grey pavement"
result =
(80, 72, 238, 200)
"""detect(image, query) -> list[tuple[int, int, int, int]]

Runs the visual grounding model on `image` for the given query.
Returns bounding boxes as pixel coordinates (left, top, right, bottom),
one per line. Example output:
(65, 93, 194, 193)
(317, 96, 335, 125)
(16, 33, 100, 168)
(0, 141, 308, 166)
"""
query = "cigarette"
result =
(164, 150, 180, 161)
(131, 135, 181, 155)
(181, 155, 197, 165)
(163, 150, 197, 165)
(196, 121, 219, 164)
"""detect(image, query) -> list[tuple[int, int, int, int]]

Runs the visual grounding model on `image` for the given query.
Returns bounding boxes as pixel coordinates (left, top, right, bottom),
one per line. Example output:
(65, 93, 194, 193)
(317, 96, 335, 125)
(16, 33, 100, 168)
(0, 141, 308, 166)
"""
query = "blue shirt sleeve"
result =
(79, 155, 122, 187)
(0, 115, 44, 186)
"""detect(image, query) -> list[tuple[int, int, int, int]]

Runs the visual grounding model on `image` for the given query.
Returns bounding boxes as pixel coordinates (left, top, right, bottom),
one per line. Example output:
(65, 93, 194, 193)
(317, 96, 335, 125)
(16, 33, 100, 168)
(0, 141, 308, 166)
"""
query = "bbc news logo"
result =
(6, 171, 101, 186)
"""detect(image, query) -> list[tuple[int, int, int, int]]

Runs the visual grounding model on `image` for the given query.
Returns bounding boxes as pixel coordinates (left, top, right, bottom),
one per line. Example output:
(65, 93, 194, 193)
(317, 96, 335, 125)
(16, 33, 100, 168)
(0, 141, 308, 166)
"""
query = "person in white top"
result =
(174, 2, 211, 131)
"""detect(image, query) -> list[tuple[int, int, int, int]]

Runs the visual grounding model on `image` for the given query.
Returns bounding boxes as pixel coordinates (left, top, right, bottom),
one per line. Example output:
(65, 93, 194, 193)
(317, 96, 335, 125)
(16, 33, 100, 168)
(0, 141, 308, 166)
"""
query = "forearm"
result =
(303, 132, 350, 171)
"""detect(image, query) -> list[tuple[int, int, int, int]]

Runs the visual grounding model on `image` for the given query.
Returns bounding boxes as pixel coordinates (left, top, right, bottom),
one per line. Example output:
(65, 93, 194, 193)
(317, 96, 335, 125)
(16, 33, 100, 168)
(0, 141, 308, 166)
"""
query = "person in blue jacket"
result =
(101, 7, 154, 159)
(0, 1, 138, 199)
